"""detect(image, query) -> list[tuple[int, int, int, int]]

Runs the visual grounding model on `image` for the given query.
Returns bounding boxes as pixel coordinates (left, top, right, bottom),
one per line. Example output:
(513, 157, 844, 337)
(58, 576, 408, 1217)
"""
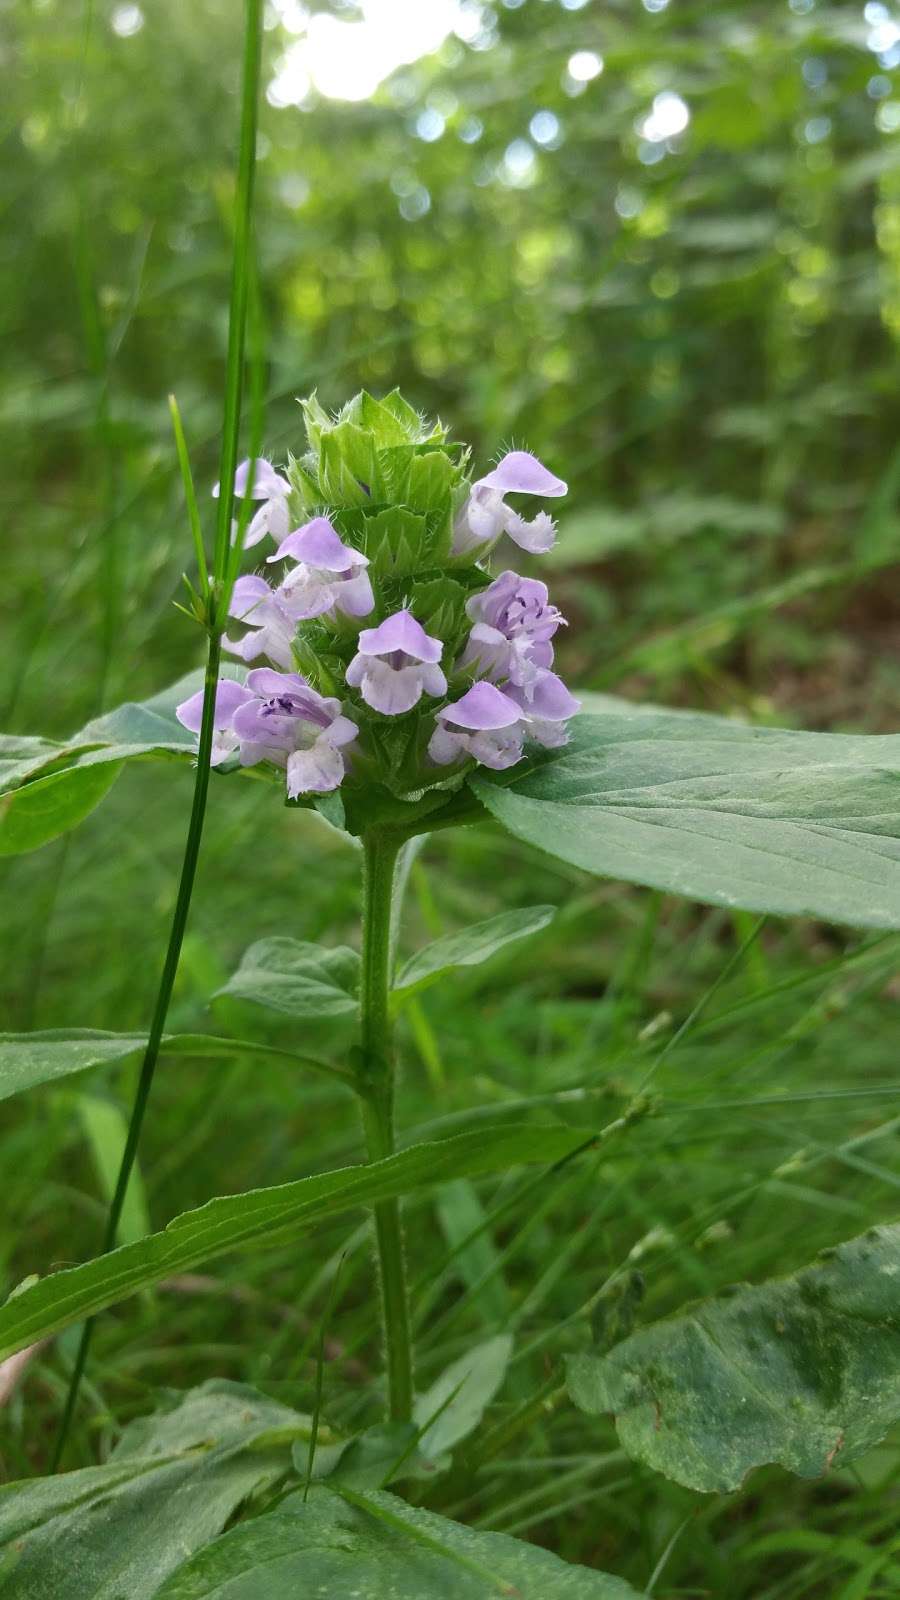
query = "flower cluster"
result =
(177, 391, 579, 799)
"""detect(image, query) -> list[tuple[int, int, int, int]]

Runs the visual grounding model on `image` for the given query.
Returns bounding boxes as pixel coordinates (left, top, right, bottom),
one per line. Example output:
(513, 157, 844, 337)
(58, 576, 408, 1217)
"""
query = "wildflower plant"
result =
(168, 391, 583, 1431)
(3, 7, 900, 1595)
(4, 387, 900, 1600)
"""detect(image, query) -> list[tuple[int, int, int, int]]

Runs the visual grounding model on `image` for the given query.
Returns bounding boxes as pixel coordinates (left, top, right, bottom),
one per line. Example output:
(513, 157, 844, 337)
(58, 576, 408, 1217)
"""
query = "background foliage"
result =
(3, 0, 900, 1592)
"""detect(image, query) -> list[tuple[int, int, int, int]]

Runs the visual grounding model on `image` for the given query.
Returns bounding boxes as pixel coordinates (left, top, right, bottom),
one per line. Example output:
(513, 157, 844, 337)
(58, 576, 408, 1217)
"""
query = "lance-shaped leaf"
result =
(155, 1486, 645, 1598)
(0, 1124, 588, 1361)
(393, 906, 555, 1001)
(0, 1382, 314, 1600)
(215, 938, 360, 1019)
(473, 702, 900, 929)
(0, 1029, 351, 1104)
(567, 1222, 900, 1493)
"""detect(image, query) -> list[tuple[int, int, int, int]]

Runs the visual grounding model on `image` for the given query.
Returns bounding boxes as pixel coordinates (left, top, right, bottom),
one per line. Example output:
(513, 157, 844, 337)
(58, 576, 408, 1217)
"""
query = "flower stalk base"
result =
(358, 830, 414, 1422)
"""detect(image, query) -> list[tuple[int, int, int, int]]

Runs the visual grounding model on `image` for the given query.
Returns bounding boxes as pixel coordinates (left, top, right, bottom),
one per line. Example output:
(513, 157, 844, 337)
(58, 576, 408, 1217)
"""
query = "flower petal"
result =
(502, 509, 557, 555)
(279, 569, 337, 621)
(439, 681, 523, 731)
(513, 669, 580, 721)
(468, 727, 526, 769)
(428, 725, 464, 766)
(334, 570, 375, 618)
(286, 740, 346, 796)
(232, 458, 290, 499)
(242, 503, 273, 549)
(175, 679, 250, 736)
(475, 450, 567, 498)
(356, 608, 443, 664)
(269, 516, 364, 573)
(245, 667, 309, 697)
(327, 715, 360, 748)
(229, 573, 273, 620)
(357, 659, 427, 715)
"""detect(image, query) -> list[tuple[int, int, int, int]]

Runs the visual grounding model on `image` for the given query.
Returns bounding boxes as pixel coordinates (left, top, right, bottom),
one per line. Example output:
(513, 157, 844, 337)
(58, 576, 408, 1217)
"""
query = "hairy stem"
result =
(359, 830, 414, 1422)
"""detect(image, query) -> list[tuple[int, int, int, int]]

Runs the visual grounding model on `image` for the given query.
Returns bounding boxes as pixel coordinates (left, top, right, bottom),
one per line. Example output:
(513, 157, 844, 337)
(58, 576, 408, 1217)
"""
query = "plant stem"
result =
(358, 830, 414, 1423)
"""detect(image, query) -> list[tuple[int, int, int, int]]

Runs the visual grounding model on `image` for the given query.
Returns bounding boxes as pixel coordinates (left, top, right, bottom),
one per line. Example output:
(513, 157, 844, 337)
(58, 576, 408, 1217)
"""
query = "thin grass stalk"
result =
(50, 0, 265, 1471)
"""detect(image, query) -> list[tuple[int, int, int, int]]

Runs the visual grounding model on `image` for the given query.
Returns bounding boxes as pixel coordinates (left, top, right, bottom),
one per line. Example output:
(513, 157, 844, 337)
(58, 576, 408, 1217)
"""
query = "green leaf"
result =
(414, 1335, 513, 1459)
(394, 906, 556, 1000)
(567, 1222, 900, 1494)
(0, 668, 251, 857)
(0, 1382, 310, 1600)
(322, 1421, 442, 1488)
(0, 1028, 351, 1104)
(0, 735, 66, 788)
(155, 1486, 645, 1598)
(436, 1179, 511, 1324)
(77, 1095, 150, 1247)
(0, 1124, 588, 1361)
(215, 938, 360, 1019)
(474, 703, 900, 929)
(0, 760, 123, 857)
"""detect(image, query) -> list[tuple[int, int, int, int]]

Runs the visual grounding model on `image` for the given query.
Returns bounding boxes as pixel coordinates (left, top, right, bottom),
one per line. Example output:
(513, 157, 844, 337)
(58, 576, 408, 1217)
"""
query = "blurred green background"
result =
(3, 1, 900, 1589)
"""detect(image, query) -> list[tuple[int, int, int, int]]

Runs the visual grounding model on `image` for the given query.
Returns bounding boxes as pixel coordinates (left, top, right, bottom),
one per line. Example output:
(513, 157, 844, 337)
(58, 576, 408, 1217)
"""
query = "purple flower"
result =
(345, 609, 447, 715)
(175, 678, 255, 766)
(459, 569, 565, 688)
(223, 574, 298, 671)
(428, 681, 526, 771)
(507, 669, 581, 749)
(177, 669, 358, 795)
(213, 458, 291, 549)
(453, 451, 567, 557)
(429, 667, 581, 771)
(267, 516, 374, 620)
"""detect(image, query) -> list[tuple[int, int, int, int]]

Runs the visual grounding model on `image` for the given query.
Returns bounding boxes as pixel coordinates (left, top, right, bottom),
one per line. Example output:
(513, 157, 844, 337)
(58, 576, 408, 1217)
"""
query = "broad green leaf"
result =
(73, 672, 214, 754)
(567, 1222, 900, 1494)
(0, 1382, 310, 1600)
(414, 1335, 512, 1459)
(0, 1029, 350, 1104)
(155, 1486, 645, 1598)
(0, 668, 253, 856)
(216, 937, 360, 1019)
(320, 1421, 444, 1488)
(77, 1095, 150, 1247)
(0, 1124, 587, 1361)
(0, 735, 66, 788)
(394, 906, 555, 1000)
(474, 704, 900, 929)
(0, 760, 123, 857)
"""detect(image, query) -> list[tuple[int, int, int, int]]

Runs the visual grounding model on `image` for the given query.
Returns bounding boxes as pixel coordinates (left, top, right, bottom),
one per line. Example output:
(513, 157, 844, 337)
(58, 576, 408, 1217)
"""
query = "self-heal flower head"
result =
(459, 570, 565, 688)
(175, 678, 256, 766)
(223, 574, 298, 671)
(184, 394, 581, 800)
(507, 668, 581, 749)
(428, 682, 526, 771)
(267, 516, 374, 620)
(453, 451, 567, 557)
(345, 609, 447, 715)
(213, 457, 292, 549)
